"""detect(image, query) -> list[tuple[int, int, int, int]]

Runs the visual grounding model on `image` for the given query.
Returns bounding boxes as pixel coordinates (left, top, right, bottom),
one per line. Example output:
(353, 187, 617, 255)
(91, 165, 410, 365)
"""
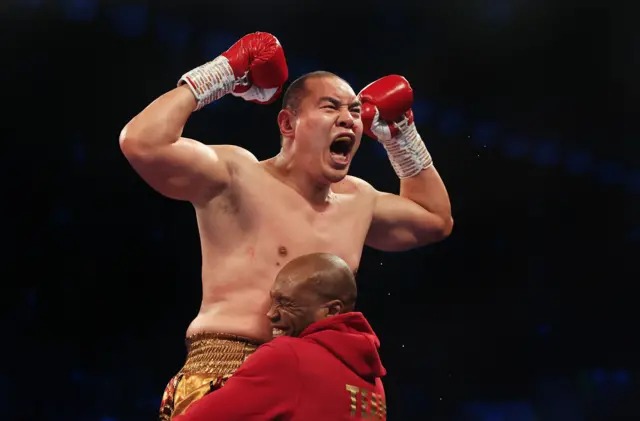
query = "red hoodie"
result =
(174, 312, 387, 421)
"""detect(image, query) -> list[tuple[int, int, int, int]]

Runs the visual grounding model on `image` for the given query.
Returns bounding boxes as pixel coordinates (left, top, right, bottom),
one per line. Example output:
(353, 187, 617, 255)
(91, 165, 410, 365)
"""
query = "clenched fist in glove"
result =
(358, 75, 433, 178)
(179, 32, 288, 110)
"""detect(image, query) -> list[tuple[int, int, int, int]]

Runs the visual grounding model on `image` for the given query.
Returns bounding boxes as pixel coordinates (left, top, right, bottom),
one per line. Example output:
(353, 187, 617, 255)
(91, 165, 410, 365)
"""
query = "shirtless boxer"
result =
(119, 32, 452, 420)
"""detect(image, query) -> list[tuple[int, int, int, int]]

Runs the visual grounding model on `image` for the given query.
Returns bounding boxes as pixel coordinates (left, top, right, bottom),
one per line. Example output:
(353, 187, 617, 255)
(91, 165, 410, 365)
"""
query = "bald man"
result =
(173, 253, 387, 421)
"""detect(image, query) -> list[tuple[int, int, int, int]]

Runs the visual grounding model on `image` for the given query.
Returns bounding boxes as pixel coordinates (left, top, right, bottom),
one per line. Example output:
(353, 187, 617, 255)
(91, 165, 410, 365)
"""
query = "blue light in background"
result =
(15, 0, 43, 8)
(626, 171, 640, 195)
(471, 121, 499, 148)
(595, 161, 624, 186)
(591, 369, 606, 384)
(61, 0, 98, 22)
(483, 0, 515, 25)
(438, 109, 463, 136)
(613, 370, 630, 384)
(201, 32, 240, 60)
(564, 149, 593, 175)
(137, 396, 161, 410)
(412, 98, 434, 127)
(537, 324, 551, 336)
(155, 16, 189, 51)
(462, 401, 535, 421)
(502, 135, 530, 158)
(287, 59, 321, 80)
(107, 4, 148, 38)
(373, 140, 387, 158)
(0, 375, 6, 411)
(532, 141, 559, 167)
(588, 369, 631, 386)
(70, 370, 85, 383)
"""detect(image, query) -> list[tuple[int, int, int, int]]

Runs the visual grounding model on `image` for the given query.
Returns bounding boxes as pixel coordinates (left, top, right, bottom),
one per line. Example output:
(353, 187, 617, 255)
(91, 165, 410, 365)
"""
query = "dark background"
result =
(3, 0, 639, 420)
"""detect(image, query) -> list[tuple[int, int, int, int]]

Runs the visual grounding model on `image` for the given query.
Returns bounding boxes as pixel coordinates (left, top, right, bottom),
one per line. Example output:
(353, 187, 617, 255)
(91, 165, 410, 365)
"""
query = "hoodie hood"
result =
(299, 312, 386, 379)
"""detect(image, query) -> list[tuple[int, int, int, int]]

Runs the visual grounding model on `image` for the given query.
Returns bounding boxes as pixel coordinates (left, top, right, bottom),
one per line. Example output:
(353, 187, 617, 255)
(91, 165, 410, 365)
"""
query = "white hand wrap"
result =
(370, 107, 433, 179)
(383, 117, 433, 178)
(178, 56, 243, 111)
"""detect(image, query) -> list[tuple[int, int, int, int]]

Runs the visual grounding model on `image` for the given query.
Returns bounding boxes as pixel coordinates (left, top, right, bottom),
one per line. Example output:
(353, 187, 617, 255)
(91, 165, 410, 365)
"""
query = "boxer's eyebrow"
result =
(319, 97, 361, 108)
(319, 96, 341, 106)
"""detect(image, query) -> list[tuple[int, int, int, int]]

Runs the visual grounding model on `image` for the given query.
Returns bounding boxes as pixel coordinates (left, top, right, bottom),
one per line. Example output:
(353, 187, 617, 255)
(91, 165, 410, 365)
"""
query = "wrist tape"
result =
(178, 56, 245, 111)
(381, 118, 433, 179)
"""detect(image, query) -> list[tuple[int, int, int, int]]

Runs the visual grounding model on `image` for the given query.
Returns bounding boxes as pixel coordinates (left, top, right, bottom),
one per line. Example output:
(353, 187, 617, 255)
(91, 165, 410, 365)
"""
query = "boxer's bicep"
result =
(121, 136, 234, 205)
(366, 191, 448, 252)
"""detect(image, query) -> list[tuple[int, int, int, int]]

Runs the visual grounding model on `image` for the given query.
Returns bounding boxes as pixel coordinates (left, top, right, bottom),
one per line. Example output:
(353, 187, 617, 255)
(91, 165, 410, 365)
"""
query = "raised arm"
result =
(359, 75, 453, 251)
(119, 32, 288, 205)
(119, 85, 227, 204)
(367, 167, 452, 251)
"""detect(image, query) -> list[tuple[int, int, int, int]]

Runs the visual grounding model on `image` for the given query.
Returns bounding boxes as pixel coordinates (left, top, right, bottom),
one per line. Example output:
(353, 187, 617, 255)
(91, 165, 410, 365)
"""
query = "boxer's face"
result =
(286, 76, 363, 184)
(268, 277, 341, 339)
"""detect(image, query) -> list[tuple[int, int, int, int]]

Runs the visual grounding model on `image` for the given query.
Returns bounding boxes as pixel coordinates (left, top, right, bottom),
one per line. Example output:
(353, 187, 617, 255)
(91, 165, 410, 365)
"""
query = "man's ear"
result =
(325, 300, 344, 317)
(277, 109, 296, 139)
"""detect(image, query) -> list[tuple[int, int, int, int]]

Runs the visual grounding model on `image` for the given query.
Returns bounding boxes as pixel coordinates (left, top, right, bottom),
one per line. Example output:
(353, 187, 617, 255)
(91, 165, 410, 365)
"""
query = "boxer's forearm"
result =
(399, 166, 453, 235)
(120, 85, 196, 152)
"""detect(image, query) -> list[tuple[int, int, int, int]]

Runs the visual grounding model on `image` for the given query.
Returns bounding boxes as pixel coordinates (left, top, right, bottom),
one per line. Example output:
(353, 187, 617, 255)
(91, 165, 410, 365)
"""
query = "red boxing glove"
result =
(358, 75, 433, 178)
(359, 74, 413, 138)
(179, 32, 288, 110)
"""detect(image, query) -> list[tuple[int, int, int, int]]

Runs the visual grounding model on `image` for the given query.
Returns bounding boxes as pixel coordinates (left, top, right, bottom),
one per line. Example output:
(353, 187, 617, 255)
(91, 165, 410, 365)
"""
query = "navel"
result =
(278, 246, 288, 257)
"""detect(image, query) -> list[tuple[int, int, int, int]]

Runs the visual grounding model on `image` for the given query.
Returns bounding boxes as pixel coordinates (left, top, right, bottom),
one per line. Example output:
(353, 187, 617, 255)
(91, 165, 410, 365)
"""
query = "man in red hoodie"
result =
(172, 253, 387, 421)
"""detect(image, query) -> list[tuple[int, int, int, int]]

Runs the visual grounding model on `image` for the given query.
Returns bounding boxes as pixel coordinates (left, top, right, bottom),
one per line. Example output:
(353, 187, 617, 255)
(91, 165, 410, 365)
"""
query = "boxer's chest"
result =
(240, 180, 373, 273)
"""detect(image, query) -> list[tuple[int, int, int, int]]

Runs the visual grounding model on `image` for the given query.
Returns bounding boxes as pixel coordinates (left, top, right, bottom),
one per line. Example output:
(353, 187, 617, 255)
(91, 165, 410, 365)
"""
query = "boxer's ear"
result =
(277, 109, 297, 139)
(325, 300, 343, 317)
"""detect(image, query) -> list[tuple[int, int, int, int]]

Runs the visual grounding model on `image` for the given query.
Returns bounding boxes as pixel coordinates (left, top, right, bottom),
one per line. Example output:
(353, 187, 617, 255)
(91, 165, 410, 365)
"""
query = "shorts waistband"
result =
(181, 332, 260, 375)
(185, 332, 262, 348)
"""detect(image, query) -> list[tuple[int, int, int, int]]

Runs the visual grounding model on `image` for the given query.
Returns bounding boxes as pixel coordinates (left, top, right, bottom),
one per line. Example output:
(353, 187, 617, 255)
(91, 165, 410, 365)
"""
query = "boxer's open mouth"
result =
(329, 135, 355, 165)
(272, 327, 286, 338)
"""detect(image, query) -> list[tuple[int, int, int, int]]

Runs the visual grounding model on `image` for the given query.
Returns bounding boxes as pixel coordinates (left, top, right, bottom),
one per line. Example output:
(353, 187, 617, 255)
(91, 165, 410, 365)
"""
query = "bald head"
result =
(268, 253, 357, 338)
(281, 71, 346, 112)
(278, 253, 357, 311)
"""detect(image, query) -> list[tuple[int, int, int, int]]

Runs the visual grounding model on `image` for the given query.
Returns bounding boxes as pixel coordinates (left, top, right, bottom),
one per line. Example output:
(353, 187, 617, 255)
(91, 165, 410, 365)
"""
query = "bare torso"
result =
(186, 146, 377, 343)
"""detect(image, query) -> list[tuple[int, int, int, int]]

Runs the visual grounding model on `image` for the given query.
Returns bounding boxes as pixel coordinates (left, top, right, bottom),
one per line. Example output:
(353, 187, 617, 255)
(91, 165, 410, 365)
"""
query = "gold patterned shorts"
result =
(158, 333, 259, 421)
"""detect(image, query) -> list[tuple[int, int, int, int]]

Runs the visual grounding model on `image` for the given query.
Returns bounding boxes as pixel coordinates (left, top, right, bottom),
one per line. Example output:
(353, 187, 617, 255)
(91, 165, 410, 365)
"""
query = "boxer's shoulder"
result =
(333, 175, 377, 198)
(207, 145, 261, 181)
(209, 144, 259, 164)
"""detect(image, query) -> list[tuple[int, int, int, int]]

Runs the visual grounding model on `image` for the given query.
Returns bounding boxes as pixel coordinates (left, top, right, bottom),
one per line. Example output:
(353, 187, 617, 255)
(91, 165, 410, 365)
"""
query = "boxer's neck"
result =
(266, 155, 333, 206)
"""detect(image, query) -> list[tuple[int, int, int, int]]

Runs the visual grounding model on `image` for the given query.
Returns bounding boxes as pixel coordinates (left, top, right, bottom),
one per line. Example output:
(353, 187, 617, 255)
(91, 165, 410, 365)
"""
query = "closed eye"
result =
(275, 296, 293, 306)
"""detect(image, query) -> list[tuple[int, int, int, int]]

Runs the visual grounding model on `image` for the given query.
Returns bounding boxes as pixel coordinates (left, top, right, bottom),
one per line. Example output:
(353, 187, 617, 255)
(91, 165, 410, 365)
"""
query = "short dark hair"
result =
(281, 70, 343, 111)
